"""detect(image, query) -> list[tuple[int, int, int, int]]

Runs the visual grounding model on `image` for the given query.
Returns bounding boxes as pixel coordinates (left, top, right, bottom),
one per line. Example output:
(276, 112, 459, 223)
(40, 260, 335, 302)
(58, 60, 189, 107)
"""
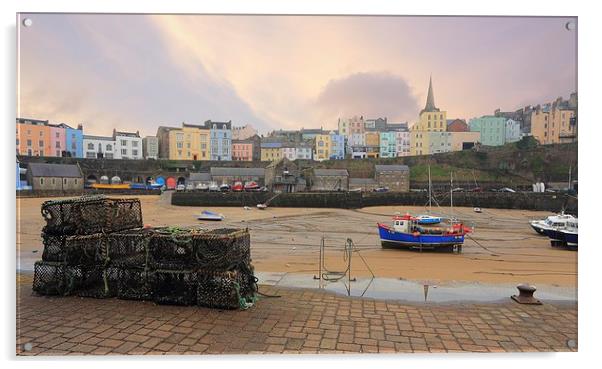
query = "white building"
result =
(142, 136, 159, 159)
(113, 129, 143, 159)
(232, 124, 257, 140)
(505, 118, 521, 143)
(83, 135, 115, 159)
(395, 130, 411, 157)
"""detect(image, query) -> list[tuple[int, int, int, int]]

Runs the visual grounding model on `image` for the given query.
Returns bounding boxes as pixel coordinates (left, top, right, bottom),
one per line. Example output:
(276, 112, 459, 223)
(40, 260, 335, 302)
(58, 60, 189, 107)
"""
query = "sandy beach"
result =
(17, 194, 577, 287)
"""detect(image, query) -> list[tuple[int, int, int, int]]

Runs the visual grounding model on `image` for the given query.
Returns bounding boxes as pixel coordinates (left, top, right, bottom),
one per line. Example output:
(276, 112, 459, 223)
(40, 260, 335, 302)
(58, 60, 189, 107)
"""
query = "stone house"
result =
(374, 165, 410, 192)
(26, 162, 84, 191)
(308, 169, 349, 191)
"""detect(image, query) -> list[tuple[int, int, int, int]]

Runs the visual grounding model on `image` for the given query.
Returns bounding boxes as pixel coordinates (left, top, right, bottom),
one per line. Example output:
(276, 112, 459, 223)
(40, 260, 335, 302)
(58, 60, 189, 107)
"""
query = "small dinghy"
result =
(256, 204, 268, 210)
(473, 207, 482, 213)
(415, 214, 442, 225)
(197, 210, 224, 221)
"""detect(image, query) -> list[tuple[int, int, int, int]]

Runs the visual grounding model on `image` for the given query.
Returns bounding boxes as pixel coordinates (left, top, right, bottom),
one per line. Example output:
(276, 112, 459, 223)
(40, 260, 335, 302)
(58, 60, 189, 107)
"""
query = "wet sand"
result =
(17, 194, 577, 287)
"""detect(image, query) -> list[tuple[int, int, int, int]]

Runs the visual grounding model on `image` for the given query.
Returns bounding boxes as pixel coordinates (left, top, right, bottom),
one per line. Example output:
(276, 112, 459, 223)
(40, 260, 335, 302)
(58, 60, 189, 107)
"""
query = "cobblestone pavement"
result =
(16, 283, 577, 355)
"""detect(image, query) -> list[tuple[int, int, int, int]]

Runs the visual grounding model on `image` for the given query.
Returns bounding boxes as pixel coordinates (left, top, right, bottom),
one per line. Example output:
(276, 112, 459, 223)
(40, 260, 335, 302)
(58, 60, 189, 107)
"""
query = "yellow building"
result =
(411, 76, 447, 132)
(364, 131, 380, 158)
(260, 143, 283, 161)
(410, 131, 430, 156)
(168, 123, 210, 160)
(314, 134, 331, 161)
(531, 97, 577, 145)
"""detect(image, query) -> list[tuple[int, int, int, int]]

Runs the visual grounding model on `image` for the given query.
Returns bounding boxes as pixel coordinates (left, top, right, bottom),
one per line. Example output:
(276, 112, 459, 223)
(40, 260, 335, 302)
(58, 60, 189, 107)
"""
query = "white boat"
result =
(196, 183, 209, 191)
(208, 182, 220, 192)
(256, 204, 268, 210)
(197, 210, 224, 221)
(473, 207, 482, 213)
(530, 212, 576, 235)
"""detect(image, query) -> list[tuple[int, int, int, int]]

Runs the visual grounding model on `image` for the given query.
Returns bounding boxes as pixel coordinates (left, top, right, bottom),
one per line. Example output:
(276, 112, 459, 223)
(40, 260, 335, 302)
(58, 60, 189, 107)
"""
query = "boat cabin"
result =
(393, 214, 414, 233)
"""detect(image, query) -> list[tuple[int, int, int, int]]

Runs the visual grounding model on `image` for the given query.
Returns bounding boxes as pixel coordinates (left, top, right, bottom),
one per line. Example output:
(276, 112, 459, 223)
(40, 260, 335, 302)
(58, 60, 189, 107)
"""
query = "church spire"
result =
(421, 75, 439, 114)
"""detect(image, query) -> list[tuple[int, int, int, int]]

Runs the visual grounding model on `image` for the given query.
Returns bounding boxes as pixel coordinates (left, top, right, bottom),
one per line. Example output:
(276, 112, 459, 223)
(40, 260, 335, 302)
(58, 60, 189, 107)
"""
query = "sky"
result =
(17, 14, 577, 137)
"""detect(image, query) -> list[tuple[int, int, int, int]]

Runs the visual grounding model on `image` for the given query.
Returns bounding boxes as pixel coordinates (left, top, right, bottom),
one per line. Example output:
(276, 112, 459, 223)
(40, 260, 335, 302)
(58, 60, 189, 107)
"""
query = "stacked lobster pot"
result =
(32, 195, 256, 310)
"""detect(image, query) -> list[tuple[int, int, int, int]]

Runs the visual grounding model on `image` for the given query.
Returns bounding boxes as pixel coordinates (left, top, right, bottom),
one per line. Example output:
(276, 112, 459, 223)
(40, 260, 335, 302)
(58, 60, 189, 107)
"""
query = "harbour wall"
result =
(172, 191, 577, 214)
(16, 189, 161, 198)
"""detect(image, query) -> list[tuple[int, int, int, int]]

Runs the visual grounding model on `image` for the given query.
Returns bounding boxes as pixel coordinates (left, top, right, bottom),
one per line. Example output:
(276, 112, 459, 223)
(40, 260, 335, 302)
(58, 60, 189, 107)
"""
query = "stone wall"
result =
(172, 191, 577, 213)
(16, 188, 161, 198)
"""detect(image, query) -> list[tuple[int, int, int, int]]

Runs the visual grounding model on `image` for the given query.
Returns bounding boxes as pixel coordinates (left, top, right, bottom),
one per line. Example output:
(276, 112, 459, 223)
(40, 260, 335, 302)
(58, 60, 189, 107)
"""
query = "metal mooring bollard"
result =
(511, 284, 542, 305)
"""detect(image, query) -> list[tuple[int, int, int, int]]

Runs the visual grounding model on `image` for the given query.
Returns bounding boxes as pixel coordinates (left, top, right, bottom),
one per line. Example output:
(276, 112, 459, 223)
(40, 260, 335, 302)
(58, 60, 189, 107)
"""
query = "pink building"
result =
(232, 141, 254, 161)
(47, 124, 66, 157)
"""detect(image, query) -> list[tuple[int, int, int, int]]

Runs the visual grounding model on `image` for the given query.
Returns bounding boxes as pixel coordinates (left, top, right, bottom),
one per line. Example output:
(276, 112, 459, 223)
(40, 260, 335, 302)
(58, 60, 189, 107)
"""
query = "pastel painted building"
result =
(178, 123, 210, 160)
(410, 131, 430, 156)
(329, 132, 345, 160)
(505, 119, 521, 143)
(84, 135, 115, 159)
(379, 131, 397, 158)
(469, 116, 507, 146)
(142, 136, 159, 159)
(338, 116, 364, 138)
(531, 96, 577, 145)
(58, 123, 84, 158)
(232, 140, 254, 161)
(113, 129, 143, 159)
(427, 131, 453, 154)
(206, 120, 232, 161)
(260, 142, 283, 162)
(47, 124, 66, 158)
(364, 131, 380, 158)
(395, 130, 411, 157)
(314, 134, 331, 161)
(16, 118, 50, 157)
(450, 131, 481, 151)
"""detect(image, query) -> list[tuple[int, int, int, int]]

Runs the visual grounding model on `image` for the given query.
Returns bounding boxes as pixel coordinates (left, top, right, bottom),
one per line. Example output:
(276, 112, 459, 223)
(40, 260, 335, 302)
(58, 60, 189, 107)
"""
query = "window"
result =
(121, 149, 127, 155)
(87, 143, 94, 150)
(75, 179, 78, 185)
(40, 178, 44, 185)
(40, 131, 44, 136)
(52, 178, 55, 185)
(39, 140, 44, 147)
(106, 144, 112, 151)
(55, 141, 60, 148)
(56, 132, 60, 138)
(63, 178, 67, 185)
(121, 140, 127, 146)
(132, 141, 138, 147)
(16, 139, 19, 146)
(132, 150, 138, 156)
(176, 142, 183, 149)
(56, 150, 60, 157)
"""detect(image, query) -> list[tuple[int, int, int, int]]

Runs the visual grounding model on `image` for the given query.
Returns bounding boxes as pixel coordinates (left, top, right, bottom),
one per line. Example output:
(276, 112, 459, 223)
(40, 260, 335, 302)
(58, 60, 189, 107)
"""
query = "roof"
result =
(27, 163, 82, 178)
(189, 172, 211, 181)
(261, 142, 282, 148)
(313, 169, 349, 177)
(114, 131, 140, 138)
(375, 165, 409, 172)
(17, 118, 48, 125)
(83, 135, 114, 141)
(210, 167, 265, 177)
(205, 120, 232, 130)
(420, 76, 440, 114)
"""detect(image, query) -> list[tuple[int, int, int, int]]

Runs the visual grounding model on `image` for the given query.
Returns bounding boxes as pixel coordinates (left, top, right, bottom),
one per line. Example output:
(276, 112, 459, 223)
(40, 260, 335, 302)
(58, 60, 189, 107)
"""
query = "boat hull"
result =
(378, 224, 464, 250)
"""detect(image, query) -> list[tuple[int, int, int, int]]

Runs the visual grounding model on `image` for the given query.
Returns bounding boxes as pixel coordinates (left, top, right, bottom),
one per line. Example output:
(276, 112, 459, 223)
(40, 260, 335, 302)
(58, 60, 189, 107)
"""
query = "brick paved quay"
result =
(16, 281, 577, 355)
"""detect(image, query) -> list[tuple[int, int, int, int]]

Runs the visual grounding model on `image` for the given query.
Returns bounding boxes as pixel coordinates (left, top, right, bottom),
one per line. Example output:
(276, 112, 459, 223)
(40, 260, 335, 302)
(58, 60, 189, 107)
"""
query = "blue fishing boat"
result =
(378, 214, 470, 251)
(197, 210, 224, 221)
(415, 215, 442, 225)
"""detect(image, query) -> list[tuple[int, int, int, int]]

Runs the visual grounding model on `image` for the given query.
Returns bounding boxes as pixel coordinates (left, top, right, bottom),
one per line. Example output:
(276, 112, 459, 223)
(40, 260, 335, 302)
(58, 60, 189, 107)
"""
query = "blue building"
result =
(205, 120, 232, 161)
(58, 123, 84, 158)
(329, 132, 345, 160)
(379, 131, 397, 158)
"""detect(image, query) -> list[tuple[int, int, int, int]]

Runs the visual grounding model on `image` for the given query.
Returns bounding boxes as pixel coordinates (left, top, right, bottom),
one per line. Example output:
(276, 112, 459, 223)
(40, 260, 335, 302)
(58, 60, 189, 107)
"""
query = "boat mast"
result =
(450, 171, 453, 222)
(428, 165, 432, 213)
(568, 164, 572, 191)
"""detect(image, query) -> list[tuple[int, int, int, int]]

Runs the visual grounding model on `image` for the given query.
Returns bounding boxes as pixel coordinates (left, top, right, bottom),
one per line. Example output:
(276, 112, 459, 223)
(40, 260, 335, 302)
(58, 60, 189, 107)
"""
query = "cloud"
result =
(315, 72, 420, 123)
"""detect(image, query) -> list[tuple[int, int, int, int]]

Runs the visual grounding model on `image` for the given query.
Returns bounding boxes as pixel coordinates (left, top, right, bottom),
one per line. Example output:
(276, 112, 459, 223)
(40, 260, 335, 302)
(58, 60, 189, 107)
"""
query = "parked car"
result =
(499, 187, 516, 193)
(373, 187, 389, 192)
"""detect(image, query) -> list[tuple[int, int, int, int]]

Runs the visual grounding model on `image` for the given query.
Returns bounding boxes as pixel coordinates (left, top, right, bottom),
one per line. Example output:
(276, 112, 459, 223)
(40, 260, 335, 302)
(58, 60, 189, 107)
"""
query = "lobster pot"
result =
(32, 261, 70, 296)
(147, 228, 203, 269)
(42, 233, 107, 266)
(197, 268, 256, 310)
(107, 229, 151, 267)
(75, 266, 120, 299)
(41, 196, 143, 235)
(152, 270, 198, 306)
(193, 229, 251, 270)
(117, 267, 154, 301)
